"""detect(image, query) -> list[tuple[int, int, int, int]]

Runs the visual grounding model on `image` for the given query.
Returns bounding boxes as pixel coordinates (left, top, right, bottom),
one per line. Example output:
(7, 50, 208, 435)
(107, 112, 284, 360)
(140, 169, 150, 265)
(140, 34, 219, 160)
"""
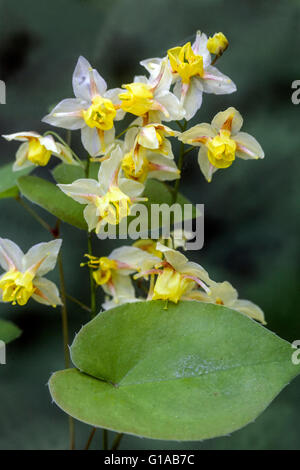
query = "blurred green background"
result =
(0, 0, 299, 450)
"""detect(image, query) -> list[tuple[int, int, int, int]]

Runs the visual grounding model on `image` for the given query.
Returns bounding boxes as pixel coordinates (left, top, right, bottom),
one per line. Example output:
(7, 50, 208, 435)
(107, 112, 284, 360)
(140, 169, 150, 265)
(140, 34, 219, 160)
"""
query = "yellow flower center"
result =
(121, 152, 149, 183)
(27, 139, 52, 166)
(82, 95, 116, 130)
(0, 270, 35, 306)
(152, 267, 194, 303)
(215, 297, 224, 305)
(168, 42, 204, 84)
(207, 32, 229, 56)
(95, 186, 132, 229)
(92, 257, 118, 285)
(206, 130, 236, 168)
(155, 130, 163, 147)
(119, 83, 154, 116)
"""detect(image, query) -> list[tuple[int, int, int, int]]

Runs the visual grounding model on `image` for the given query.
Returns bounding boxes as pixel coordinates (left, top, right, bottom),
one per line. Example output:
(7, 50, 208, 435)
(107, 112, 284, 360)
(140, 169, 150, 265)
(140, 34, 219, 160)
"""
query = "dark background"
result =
(0, 0, 299, 450)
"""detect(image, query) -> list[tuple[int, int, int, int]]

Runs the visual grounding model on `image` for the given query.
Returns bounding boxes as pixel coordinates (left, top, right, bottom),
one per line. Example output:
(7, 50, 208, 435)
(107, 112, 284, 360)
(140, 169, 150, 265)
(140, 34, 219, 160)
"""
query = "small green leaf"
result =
(52, 164, 85, 185)
(0, 163, 32, 199)
(0, 319, 21, 343)
(17, 175, 87, 230)
(52, 162, 100, 185)
(49, 301, 300, 441)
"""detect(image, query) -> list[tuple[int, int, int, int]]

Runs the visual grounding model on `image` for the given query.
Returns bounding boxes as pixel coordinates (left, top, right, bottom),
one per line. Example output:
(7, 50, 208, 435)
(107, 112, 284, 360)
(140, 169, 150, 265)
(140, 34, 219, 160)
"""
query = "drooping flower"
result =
(125, 118, 179, 161)
(135, 242, 211, 304)
(119, 59, 184, 123)
(2, 132, 77, 171)
(120, 118, 180, 183)
(185, 280, 266, 324)
(141, 31, 236, 120)
(0, 238, 62, 307)
(179, 107, 264, 181)
(58, 146, 145, 235)
(82, 245, 160, 309)
(42, 56, 125, 156)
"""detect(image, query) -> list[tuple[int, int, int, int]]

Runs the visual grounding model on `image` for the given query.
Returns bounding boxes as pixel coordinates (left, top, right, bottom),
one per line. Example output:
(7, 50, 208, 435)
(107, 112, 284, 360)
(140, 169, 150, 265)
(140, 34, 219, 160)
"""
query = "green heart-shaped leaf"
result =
(17, 175, 87, 230)
(0, 163, 32, 199)
(49, 301, 300, 441)
(0, 319, 21, 343)
(52, 162, 101, 185)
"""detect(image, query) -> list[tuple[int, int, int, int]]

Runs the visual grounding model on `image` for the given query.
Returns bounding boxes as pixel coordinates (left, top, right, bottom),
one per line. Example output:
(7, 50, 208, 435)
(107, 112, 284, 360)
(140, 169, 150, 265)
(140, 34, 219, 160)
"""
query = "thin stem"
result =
(111, 433, 123, 451)
(147, 274, 155, 300)
(85, 157, 97, 319)
(173, 120, 187, 203)
(116, 124, 139, 139)
(66, 293, 91, 313)
(57, 253, 70, 367)
(183, 146, 195, 157)
(87, 234, 97, 318)
(16, 197, 52, 233)
(211, 53, 223, 66)
(103, 430, 109, 450)
(66, 129, 72, 147)
(17, 198, 75, 449)
(84, 427, 96, 450)
(175, 120, 185, 132)
(58, 249, 75, 451)
(43, 130, 84, 167)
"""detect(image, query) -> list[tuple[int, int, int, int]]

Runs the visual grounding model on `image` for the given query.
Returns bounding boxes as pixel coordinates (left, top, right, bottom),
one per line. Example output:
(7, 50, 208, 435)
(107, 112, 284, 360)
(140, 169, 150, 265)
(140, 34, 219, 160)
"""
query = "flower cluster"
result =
(83, 238, 265, 325)
(0, 30, 265, 323)
(2, 30, 264, 235)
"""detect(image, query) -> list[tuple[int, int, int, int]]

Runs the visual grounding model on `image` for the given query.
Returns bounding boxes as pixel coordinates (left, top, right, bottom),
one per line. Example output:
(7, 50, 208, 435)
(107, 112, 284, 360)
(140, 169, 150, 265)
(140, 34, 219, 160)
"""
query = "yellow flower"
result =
(140, 31, 236, 120)
(0, 238, 62, 307)
(119, 60, 184, 122)
(82, 255, 117, 285)
(152, 267, 194, 303)
(122, 120, 180, 183)
(81, 246, 160, 310)
(82, 96, 117, 131)
(179, 107, 264, 181)
(119, 83, 154, 116)
(207, 32, 229, 56)
(135, 243, 211, 304)
(58, 146, 146, 235)
(27, 139, 51, 166)
(121, 151, 149, 183)
(2, 132, 78, 171)
(206, 129, 236, 168)
(168, 42, 204, 84)
(186, 280, 266, 325)
(95, 185, 132, 227)
(0, 270, 35, 306)
(42, 56, 125, 156)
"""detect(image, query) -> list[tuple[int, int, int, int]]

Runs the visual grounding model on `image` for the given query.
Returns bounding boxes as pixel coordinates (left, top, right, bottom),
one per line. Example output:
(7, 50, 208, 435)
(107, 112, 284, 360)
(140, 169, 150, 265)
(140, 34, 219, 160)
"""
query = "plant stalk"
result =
(111, 433, 124, 450)
(173, 120, 187, 203)
(17, 198, 75, 449)
(103, 430, 109, 450)
(84, 427, 96, 450)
